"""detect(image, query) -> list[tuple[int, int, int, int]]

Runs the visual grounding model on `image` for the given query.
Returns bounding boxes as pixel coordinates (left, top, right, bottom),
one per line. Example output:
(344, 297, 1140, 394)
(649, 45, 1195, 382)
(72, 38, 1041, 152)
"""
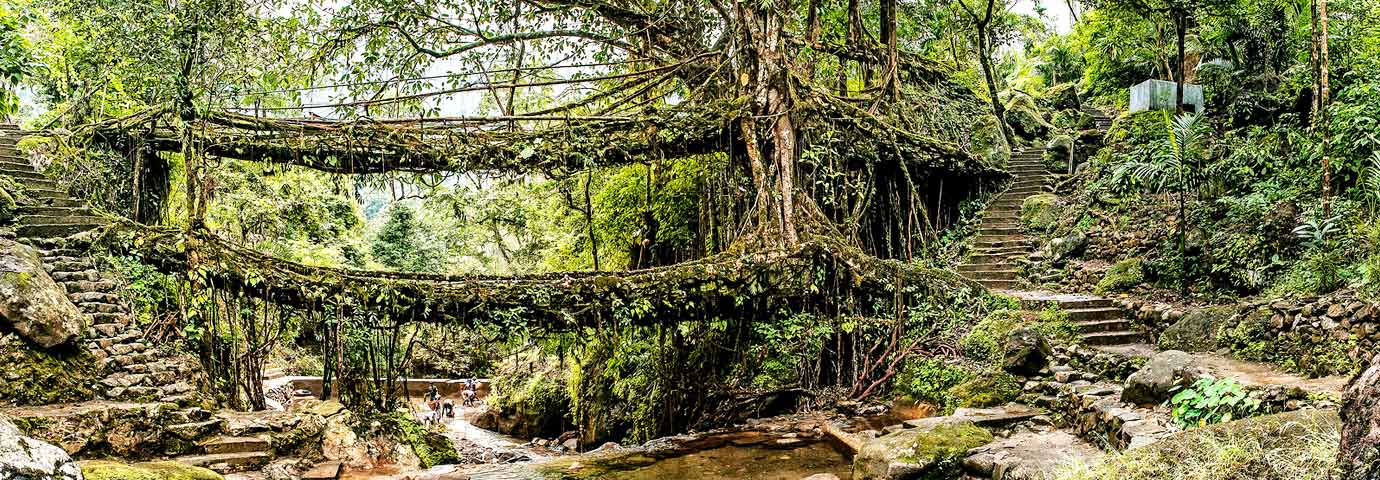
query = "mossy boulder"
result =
(1, 414, 82, 480)
(1004, 96, 1053, 142)
(1048, 231, 1087, 264)
(0, 334, 101, 405)
(1, 239, 88, 348)
(853, 420, 994, 480)
(947, 371, 1021, 408)
(391, 412, 458, 468)
(1000, 327, 1052, 376)
(1044, 134, 1074, 173)
(81, 460, 222, 480)
(1051, 109, 1094, 130)
(1157, 307, 1234, 352)
(1040, 83, 1081, 111)
(1095, 258, 1144, 294)
(1020, 194, 1060, 232)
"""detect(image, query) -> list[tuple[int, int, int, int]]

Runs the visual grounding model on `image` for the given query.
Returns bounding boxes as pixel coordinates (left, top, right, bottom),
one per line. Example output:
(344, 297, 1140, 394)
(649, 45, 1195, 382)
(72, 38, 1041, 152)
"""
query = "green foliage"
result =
(893, 359, 974, 412)
(1056, 409, 1340, 480)
(960, 306, 1076, 364)
(370, 204, 443, 273)
(945, 370, 1021, 409)
(1167, 377, 1263, 429)
(1095, 258, 1145, 294)
(0, 6, 33, 117)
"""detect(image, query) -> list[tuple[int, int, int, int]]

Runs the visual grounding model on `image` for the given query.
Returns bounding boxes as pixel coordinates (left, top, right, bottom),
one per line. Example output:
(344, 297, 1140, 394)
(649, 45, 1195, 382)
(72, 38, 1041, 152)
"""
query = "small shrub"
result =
(1095, 258, 1144, 294)
(894, 358, 974, 412)
(1167, 377, 1263, 429)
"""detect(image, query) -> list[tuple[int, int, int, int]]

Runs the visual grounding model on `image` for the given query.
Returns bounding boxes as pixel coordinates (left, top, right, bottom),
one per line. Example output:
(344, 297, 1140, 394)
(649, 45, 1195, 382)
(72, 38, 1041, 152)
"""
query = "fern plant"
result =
(1363, 151, 1380, 216)
(1112, 112, 1207, 293)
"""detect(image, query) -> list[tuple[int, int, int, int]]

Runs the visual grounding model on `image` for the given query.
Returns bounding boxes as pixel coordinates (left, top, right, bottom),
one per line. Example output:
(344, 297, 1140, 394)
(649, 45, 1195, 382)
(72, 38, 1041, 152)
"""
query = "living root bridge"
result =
(101, 221, 982, 331)
(69, 101, 745, 176)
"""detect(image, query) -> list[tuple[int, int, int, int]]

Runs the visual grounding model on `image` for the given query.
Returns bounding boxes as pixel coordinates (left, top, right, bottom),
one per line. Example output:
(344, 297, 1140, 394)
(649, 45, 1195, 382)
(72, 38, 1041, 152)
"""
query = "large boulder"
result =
(1019, 194, 1059, 232)
(1122, 350, 1201, 406)
(0, 415, 82, 480)
(1095, 258, 1144, 294)
(0, 239, 87, 348)
(1001, 327, 1052, 376)
(1339, 353, 1380, 480)
(1039, 83, 1080, 111)
(852, 420, 993, 480)
(1003, 98, 1053, 142)
(1157, 307, 1233, 352)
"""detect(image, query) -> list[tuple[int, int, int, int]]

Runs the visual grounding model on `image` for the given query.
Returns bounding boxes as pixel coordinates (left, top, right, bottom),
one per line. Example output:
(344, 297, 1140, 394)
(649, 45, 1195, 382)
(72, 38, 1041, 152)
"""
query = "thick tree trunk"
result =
(1339, 354, 1380, 480)
(1319, 0, 1332, 217)
(1175, 13, 1186, 112)
(976, 27, 1013, 146)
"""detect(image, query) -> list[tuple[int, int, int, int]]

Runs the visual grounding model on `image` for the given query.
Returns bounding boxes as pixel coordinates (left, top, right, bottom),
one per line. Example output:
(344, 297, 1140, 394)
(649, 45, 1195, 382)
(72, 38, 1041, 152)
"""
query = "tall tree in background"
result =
(958, 0, 1016, 146)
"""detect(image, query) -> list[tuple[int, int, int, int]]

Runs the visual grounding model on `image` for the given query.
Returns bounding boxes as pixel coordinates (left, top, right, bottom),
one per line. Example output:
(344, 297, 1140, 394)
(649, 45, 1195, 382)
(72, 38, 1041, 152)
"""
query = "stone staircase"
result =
(176, 435, 272, 473)
(957, 146, 1053, 290)
(0, 124, 201, 404)
(959, 109, 1144, 347)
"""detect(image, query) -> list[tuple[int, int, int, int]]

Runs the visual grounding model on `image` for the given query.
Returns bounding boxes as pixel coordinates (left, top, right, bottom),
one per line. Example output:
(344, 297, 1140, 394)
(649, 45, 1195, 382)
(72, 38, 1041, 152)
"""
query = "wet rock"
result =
(0, 239, 86, 348)
(0, 415, 81, 480)
(1049, 232, 1087, 263)
(1339, 353, 1380, 480)
(802, 474, 841, 480)
(1003, 327, 1053, 376)
(1122, 350, 1200, 406)
(852, 420, 992, 480)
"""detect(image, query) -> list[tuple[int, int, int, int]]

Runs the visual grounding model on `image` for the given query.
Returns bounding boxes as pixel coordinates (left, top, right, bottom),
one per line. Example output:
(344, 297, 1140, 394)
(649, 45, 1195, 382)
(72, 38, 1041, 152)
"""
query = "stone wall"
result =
(1118, 291, 1379, 377)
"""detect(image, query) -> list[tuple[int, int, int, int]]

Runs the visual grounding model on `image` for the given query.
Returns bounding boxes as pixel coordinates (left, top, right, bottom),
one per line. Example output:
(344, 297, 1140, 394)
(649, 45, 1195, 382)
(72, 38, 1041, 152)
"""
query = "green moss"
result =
(0, 336, 101, 405)
(1020, 194, 1060, 231)
(961, 307, 1076, 365)
(1095, 258, 1144, 294)
(1056, 409, 1339, 480)
(389, 411, 460, 468)
(1158, 307, 1234, 352)
(946, 371, 1021, 408)
(902, 422, 993, 462)
(81, 460, 222, 480)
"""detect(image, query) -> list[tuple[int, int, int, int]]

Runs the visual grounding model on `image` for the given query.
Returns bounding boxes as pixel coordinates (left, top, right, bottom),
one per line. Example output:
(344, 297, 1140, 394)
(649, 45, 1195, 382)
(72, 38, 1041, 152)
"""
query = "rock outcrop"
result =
(0, 238, 85, 348)
(1002, 327, 1052, 376)
(1339, 353, 1380, 480)
(0, 415, 81, 480)
(1157, 307, 1231, 352)
(852, 419, 992, 480)
(1122, 350, 1200, 406)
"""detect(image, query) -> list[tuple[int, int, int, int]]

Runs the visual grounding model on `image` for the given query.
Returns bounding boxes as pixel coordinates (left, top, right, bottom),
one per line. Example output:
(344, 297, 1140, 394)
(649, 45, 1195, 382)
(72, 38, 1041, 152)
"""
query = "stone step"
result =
(80, 302, 126, 315)
(91, 312, 131, 326)
(51, 270, 100, 282)
(72, 291, 121, 304)
(0, 160, 31, 172)
(0, 169, 52, 183)
(18, 186, 69, 199)
(978, 279, 1017, 289)
(1064, 307, 1123, 322)
(962, 270, 1017, 281)
(17, 223, 101, 238)
(975, 234, 1029, 243)
(979, 226, 1023, 235)
(49, 260, 95, 273)
(1055, 298, 1115, 309)
(201, 436, 270, 455)
(64, 280, 119, 294)
(19, 216, 105, 227)
(303, 462, 343, 480)
(171, 452, 270, 474)
(1080, 330, 1144, 346)
(1075, 319, 1135, 333)
(22, 205, 94, 217)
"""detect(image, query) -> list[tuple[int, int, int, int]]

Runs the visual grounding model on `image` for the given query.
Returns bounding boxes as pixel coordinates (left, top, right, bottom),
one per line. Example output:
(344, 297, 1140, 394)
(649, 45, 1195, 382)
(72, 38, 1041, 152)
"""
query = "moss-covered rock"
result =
(1095, 258, 1144, 294)
(1052, 109, 1094, 130)
(1055, 409, 1339, 480)
(0, 334, 101, 405)
(1157, 307, 1234, 352)
(946, 371, 1021, 408)
(0, 239, 88, 348)
(1005, 104, 1054, 142)
(1040, 83, 1081, 111)
(391, 412, 459, 468)
(853, 421, 994, 480)
(1045, 134, 1075, 173)
(81, 460, 222, 480)
(1020, 194, 1060, 232)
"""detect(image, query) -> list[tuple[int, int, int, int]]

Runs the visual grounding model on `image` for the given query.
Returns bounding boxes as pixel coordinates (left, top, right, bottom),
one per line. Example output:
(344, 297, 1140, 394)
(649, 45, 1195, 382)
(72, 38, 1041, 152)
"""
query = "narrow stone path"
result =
(958, 109, 1145, 347)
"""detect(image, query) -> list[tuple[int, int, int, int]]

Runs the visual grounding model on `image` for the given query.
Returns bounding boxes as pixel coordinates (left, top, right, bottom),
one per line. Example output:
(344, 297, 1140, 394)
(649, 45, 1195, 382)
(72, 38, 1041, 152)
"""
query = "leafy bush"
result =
(1167, 377, 1263, 428)
(893, 358, 974, 412)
